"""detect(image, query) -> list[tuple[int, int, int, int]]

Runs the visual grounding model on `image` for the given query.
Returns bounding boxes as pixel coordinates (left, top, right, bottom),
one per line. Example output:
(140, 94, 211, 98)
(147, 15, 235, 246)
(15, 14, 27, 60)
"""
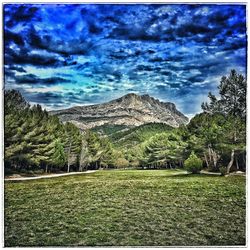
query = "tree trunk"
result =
(226, 149, 235, 174)
(79, 164, 83, 172)
(235, 155, 239, 170)
(242, 153, 246, 170)
(79, 140, 88, 172)
(208, 146, 212, 164)
(45, 165, 48, 173)
(204, 153, 209, 168)
(85, 163, 89, 171)
(67, 140, 72, 173)
(211, 149, 219, 170)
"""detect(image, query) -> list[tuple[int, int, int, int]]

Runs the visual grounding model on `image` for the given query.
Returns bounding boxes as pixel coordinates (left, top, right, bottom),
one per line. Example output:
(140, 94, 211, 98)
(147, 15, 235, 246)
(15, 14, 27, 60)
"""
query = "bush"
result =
(219, 166, 227, 176)
(115, 158, 129, 169)
(184, 151, 203, 174)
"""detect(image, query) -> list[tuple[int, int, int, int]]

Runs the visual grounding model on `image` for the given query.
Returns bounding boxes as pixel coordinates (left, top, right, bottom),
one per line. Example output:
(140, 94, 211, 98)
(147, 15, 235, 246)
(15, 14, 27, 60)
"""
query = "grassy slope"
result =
(5, 170, 245, 246)
(92, 123, 173, 148)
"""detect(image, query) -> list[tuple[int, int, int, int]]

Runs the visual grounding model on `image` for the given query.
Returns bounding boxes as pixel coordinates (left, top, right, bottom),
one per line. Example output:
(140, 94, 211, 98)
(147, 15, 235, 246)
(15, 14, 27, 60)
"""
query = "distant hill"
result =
(50, 93, 189, 129)
(92, 122, 174, 148)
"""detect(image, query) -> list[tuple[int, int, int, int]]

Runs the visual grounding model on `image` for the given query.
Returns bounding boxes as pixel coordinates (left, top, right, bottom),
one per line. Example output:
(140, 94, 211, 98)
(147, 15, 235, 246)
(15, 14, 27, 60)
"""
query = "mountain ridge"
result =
(50, 93, 189, 129)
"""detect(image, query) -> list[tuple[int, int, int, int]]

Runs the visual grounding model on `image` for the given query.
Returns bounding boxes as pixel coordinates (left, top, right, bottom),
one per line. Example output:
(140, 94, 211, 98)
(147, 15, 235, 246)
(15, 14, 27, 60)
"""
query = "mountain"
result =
(50, 93, 189, 129)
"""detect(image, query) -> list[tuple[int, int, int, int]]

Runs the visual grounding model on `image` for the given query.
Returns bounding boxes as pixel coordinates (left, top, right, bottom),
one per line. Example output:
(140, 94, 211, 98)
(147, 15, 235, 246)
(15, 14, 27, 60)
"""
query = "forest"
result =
(4, 69, 246, 175)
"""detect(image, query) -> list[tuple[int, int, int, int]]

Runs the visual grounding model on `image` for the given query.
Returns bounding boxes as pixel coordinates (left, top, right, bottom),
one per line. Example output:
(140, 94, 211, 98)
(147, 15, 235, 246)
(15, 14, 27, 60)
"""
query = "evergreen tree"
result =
(202, 69, 246, 119)
(85, 131, 104, 169)
(52, 139, 66, 168)
(99, 137, 114, 168)
(201, 70, 246, 173)
(64, 122, 82, 172)
(79, 138, 90, 171)
(4, 90, 68, 172)
(188, 113, 225, 170)
(142, 132, 187, 168)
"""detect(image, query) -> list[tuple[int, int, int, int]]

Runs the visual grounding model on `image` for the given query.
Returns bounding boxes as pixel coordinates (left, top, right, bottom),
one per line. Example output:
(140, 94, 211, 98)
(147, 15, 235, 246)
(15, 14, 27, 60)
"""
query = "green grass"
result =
(4, 170, 246, 246)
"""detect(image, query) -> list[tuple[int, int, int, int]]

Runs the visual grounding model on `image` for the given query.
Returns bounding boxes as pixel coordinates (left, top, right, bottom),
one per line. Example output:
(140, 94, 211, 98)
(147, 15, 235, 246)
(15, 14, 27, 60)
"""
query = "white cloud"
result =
(25, 86, 63, 93)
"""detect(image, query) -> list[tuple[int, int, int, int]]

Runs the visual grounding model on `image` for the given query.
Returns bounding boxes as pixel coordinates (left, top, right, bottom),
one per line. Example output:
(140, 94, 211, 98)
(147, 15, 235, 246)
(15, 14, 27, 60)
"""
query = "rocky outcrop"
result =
(50, 93, 189, 129)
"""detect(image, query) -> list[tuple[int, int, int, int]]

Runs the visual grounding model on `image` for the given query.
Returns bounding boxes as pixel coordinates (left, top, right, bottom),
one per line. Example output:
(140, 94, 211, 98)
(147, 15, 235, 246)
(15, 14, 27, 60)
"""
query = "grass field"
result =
(4, 169, 246, 246)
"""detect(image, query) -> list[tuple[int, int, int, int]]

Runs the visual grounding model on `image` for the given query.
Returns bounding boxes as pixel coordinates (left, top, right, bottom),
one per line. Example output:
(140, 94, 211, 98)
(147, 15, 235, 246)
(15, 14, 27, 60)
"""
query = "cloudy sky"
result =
(4, 4, 246, 117)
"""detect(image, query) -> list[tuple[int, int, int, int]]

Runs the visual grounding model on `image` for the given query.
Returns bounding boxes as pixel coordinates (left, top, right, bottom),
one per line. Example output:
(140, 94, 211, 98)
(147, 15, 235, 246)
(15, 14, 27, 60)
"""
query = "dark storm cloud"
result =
(108, 24, 161, 42)
(4, 5, 40, 28)
(5, 46, 74, 68)
(187, 75, 207, 83)
(221, 39, 246, 51)
(7, 65, 26, 73)
(27, 27, 95, 56)
(208, 8, 235, 24)
(27, 92, 64, 104)
(4, 69, 15, 77)
(175, 24, 212, 37)
(136, 65, 155, 71)
(24, 90, 105, 110)
(14, 74, 71, 85)
(4, 30, 24, 46)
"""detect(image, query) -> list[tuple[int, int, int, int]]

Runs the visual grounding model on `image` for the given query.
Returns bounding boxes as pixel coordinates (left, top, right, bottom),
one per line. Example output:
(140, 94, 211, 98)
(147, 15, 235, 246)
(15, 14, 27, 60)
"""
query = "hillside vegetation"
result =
(93, 123, 173, 147)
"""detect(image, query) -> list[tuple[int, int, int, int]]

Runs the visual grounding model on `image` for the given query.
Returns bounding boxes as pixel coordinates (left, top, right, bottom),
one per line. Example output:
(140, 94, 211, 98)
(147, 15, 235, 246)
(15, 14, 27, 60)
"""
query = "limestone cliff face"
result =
(50, 93, 189, 129)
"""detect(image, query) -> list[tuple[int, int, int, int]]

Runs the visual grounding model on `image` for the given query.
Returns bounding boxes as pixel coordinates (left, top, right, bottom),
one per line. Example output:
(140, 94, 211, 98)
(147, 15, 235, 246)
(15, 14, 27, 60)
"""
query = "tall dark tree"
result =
(141, 132, 187, 169)
(4, 90, 68, 172)
(85, 131, 103, 169)
(64, 122, 82, 172)
(188, 113, 225, 170)
(202, 69, 246, 119)
(79, 137, 90, 171)
(201, 70, 246, 173)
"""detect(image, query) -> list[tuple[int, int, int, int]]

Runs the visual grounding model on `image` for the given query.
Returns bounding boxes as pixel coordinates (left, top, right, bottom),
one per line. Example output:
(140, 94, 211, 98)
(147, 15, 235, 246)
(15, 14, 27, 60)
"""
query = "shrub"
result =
(115, 158, 129, 169)
(219, 166, 227, 176)
(184, 151, 203, 174)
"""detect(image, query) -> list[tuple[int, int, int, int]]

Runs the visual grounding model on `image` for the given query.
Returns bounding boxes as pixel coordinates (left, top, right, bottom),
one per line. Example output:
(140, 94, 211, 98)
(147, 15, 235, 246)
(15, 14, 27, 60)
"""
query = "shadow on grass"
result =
(167, 173, 222, 179)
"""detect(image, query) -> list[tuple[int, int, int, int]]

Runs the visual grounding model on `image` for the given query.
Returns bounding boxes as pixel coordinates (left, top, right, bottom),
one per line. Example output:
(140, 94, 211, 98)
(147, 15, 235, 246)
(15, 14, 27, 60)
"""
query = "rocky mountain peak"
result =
(115, 93, 141, 103)
(114, 93, 166, 107)
(122, 93, 139, 99)
(50, 93, 189, 130)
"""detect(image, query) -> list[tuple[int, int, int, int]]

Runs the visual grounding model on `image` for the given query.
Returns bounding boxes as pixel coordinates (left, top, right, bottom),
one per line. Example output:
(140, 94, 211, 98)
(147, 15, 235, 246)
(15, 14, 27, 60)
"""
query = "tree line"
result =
(137, 69, 246, 173)
(4, 90, 129, 173)
(4, 69, 246, 174)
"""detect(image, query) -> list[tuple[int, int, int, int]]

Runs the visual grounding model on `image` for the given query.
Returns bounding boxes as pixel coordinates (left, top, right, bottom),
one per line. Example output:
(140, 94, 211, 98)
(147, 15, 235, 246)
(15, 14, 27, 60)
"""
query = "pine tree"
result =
(88, 131, 102, 169)
(64, 122, 82, 172)
(201, 70, 246, 173)
(79, 138, 90, 171)
(142, 132, 187, 168)
(4, 90, 68, 172)
(202, 69, 246, 119)
(98, 137, 114, 168)
(52, 139, 66, 168)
